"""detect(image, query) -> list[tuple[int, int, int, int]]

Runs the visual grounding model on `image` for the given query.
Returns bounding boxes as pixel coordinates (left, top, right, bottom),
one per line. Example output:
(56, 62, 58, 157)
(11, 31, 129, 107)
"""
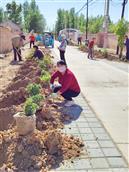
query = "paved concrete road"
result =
(52, 41, 129, 165)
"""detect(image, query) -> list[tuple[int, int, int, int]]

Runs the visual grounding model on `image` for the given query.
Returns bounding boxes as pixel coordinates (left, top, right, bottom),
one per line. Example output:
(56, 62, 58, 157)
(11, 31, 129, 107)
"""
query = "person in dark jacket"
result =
(124, 35, 129, 60)
(33, 45, 44, 60)
(50, 60, 80, 107)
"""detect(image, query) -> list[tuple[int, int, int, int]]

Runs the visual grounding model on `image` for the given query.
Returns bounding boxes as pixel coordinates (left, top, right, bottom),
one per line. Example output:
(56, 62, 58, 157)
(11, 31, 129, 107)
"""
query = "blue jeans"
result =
(53, 86, 80, 101)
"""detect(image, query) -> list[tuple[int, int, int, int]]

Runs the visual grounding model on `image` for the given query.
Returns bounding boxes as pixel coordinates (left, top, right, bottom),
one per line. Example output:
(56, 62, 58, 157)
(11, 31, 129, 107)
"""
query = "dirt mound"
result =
(6, 78, 31, 92)
(0, 87, 27, 131)
(0, 129, 84, 172)
(20, 60, 38, 70)
(36, 102, 64, 131)
(0, 106, 16, 131)
(0, 88, 27, 109)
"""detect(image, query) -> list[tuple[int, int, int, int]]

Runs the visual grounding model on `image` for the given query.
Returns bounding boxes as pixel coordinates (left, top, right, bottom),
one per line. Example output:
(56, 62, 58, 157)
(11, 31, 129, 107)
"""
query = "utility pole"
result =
(116, 0, 128, 54)
(103, 0, 110, 48)
(86, 0, 88, 40)
(121, 0, 128, 18)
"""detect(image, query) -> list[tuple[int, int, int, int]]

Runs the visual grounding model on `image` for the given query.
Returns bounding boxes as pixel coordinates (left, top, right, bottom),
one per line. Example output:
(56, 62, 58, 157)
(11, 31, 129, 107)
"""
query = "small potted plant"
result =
(14, 99, 38, 136)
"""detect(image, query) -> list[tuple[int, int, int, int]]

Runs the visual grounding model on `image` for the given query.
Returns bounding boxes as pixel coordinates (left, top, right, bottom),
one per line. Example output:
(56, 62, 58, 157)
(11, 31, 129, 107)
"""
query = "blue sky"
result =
(1, 0, 129, 29)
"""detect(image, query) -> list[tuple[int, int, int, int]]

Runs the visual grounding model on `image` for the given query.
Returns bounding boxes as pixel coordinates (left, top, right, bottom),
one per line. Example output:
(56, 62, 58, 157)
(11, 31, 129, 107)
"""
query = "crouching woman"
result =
(50, 60, 80, 107)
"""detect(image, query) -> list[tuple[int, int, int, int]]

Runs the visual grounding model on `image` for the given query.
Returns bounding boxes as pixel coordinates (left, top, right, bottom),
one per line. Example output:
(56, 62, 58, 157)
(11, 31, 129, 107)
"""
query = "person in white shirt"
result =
(58, 34, 67, 64)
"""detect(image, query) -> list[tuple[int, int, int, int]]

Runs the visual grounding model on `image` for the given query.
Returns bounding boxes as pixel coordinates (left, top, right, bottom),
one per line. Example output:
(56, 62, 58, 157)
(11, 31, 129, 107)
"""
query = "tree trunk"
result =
(119, 47, 123, 59)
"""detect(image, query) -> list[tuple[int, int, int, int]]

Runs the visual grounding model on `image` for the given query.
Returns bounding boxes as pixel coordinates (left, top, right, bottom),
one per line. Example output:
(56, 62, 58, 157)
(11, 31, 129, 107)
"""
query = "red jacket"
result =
(50, 69, 80, 94)
(29, 35, 35, 42)
(88, 40, 94, 48)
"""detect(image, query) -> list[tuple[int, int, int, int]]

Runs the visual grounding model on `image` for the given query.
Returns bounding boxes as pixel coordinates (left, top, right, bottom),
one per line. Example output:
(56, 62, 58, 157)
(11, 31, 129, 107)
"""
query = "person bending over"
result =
(50, 60, 80, 107)
(33, 45, 44, 60)
(87, 37, 96, 59)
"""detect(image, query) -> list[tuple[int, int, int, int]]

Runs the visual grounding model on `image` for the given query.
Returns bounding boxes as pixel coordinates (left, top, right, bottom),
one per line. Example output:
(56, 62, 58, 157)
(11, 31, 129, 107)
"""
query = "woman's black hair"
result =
(57, 60, 66, 66)
(33, 45, 38, 49)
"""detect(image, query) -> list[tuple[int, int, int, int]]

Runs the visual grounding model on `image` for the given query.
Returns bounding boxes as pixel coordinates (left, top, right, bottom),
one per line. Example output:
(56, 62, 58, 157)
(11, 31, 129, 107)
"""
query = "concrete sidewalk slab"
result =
(52, 41, 129, 167)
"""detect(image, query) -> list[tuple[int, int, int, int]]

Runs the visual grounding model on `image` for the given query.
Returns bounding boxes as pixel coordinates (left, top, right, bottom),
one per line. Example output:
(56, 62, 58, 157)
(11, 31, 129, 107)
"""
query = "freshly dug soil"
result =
(0, 129, 85, 172)
(0, 88, 27, 109)
(0, 59, 42, 131)
(0, 106, 16, 131)
(6, 77, 31, 92)
(36, 102, 64, 131)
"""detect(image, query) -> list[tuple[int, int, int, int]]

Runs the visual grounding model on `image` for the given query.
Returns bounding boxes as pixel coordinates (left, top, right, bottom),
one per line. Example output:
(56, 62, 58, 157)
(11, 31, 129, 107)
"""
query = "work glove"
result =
(50, 84, 54, 91)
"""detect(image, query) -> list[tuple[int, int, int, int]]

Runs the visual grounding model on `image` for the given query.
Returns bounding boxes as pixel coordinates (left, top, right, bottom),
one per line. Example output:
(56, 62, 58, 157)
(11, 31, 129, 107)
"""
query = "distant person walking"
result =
(77, 36, 82, 46)
(87, 37, 96, 59)
(58, 34, 67, 64)
(29, 34, 35, 48)
(124, 35, 129, 61)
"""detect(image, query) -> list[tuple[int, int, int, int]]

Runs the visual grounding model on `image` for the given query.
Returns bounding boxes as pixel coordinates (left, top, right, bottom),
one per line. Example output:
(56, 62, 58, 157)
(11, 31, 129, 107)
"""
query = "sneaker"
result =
(65, 100, 75, 107)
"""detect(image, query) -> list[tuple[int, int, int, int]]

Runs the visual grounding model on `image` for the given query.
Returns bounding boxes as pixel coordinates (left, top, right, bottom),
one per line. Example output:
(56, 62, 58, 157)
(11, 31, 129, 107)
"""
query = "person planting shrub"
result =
(50, 60, 80, 107)
(33, 45, 44, 60)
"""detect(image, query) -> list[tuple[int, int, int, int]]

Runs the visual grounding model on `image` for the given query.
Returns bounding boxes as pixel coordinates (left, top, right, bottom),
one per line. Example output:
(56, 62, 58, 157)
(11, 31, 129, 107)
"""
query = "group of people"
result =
(58, 34, 96, 64)
(11, 32, 129, 107)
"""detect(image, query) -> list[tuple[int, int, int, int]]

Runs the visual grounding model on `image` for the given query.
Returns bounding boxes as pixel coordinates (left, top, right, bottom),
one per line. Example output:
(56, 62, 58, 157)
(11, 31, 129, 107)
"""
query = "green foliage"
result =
(23, 0, 46, 32)
(24, 99, 38, 116)
(55, 9, 117, 34)
(114, 19, 129, 58)
(109, 22, 116, 33)
(114, 19, 128, 47)
(102, 49, 108, 58)
(6, 1, 22, 24)
(40, 71, 50, 83)
(26, 49, 35, 59)
(0, 8, 4, 23)
(39, 55, 52, 70)
(88, 15, 104, 33)
(44, 55, 52, 66)
(27, 83, 41, 96)
(29, 94, 44, 105)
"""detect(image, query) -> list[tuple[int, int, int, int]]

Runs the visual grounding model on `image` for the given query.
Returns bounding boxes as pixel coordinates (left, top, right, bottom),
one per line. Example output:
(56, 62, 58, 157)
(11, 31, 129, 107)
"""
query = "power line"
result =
(76, 0, 94, 14)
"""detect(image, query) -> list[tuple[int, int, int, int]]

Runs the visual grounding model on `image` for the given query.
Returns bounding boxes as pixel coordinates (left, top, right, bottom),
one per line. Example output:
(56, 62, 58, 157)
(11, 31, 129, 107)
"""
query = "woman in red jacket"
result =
(29, 33, 35, 48)
(50, 60, 80, 107)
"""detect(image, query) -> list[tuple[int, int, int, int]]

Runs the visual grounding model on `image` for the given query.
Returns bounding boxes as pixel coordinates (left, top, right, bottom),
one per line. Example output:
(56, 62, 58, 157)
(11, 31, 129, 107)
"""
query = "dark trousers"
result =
(87, 48, 93, 59)
(78, 40, 82, 46)
(13, 47, 22, 61)
(30, 41, 35, 48)
(60, 50, 66, 64)
(53, 86, 80, 101)
(126, 49, 129, 60)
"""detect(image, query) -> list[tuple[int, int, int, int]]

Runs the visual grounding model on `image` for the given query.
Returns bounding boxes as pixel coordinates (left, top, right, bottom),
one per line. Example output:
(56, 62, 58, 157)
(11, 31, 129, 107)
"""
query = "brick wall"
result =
(0, 26, 30, 54)
(0, 27, 13, 54)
